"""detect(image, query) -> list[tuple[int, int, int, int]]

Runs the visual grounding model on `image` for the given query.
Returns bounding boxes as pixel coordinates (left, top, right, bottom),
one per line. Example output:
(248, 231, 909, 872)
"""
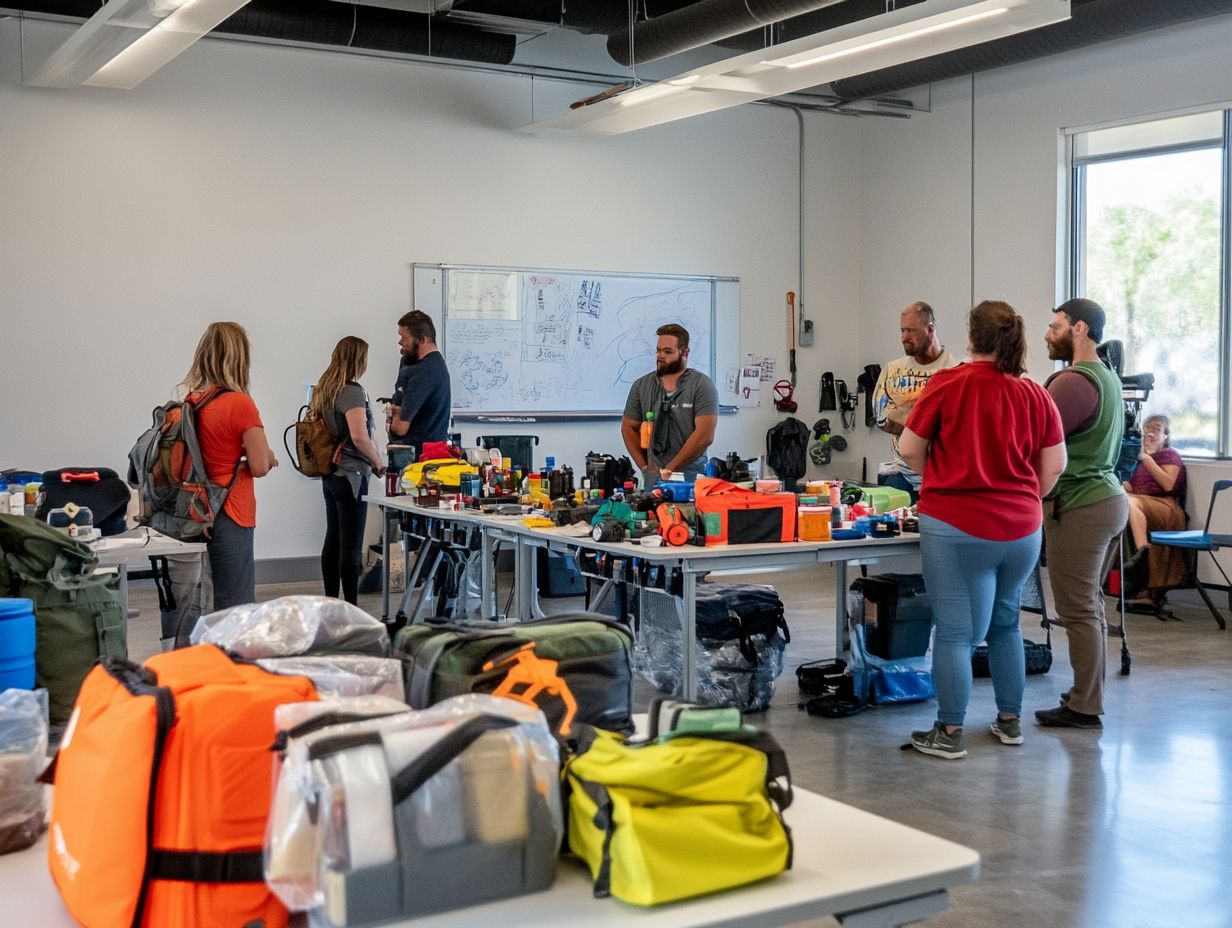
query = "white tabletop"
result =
(90, 528, 207, 567)
(7, 788, 977, 928)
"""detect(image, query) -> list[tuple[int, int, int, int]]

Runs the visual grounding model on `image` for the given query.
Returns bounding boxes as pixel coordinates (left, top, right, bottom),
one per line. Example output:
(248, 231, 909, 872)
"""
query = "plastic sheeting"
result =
(0, 689, 48, 855)
(633, 588, 786, 712)
(191, 595, 389, 658)
(258, 655, 405, 702)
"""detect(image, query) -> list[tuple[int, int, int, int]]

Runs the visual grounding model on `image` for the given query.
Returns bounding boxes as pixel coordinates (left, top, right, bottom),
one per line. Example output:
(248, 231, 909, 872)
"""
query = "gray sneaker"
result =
(910, 724, 967, 759)
(990, 716, 1024, 745)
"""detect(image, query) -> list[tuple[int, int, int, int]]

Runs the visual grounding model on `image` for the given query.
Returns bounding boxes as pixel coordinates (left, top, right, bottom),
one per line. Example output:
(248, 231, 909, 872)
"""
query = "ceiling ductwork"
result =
(829, 0, 1232, 100)
(606, 0, 846, 67)
(7, 0, 519, 66)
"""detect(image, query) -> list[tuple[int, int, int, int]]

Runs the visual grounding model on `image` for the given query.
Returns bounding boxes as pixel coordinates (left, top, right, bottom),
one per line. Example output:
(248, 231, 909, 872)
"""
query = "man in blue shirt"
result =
(389, 310, 451, 448)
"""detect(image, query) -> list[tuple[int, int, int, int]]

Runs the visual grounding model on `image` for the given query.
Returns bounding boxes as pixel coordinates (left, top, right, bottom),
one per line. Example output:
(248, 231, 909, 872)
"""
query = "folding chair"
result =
(1150, 479, 1232, 630)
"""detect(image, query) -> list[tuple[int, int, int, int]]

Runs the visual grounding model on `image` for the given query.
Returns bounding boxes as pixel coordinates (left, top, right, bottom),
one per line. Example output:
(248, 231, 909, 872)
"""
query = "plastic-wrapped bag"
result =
(191, 595, 389, 658)
(631, 584, 788, 711)
(0, 688, 49, 855)
(266, 694, 560, 916)
(258, 655, 404, 702)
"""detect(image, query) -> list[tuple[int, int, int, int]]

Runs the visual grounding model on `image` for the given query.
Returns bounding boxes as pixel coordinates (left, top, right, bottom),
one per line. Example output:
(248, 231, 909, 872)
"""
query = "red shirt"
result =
(906, 362, 1064, 541)
(188, 389, 264, 528)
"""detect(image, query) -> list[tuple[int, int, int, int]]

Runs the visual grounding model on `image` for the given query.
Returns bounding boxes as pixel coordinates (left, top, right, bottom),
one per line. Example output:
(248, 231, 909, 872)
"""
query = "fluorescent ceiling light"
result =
(26, 0, 251, 90)
(525, 0, 1069, 137)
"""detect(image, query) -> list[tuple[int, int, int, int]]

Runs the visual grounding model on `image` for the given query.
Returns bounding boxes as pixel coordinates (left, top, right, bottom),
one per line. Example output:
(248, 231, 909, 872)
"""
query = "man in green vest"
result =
(1037, 299, 1127, 730)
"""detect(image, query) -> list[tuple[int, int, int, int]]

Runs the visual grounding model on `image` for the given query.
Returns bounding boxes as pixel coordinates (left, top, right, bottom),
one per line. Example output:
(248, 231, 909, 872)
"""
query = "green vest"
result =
(1046, 361, 1125, 512)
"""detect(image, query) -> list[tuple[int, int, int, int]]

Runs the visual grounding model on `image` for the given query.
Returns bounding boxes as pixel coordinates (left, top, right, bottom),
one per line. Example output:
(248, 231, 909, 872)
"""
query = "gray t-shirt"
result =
(623, 368, 719, 474)
(324, 382, 374, 477)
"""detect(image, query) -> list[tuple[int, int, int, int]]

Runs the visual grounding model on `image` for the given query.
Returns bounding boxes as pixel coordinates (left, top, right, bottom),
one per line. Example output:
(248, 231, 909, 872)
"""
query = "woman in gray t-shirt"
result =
(310, 336, 385, 604)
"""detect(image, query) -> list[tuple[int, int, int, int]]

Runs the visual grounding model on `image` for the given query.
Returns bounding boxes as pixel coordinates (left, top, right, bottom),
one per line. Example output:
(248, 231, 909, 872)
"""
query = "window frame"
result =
(1067, 110, 1232, 459)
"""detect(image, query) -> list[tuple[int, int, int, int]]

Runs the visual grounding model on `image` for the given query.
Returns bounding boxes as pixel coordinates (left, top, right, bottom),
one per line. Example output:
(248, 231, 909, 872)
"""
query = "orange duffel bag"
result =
(47, 644, 318, 928)
(694, 477, 797, 546)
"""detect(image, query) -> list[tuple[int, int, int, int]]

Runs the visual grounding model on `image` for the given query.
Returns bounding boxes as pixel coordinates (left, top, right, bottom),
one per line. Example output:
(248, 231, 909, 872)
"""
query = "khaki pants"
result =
(1043, 493, 1128, 716)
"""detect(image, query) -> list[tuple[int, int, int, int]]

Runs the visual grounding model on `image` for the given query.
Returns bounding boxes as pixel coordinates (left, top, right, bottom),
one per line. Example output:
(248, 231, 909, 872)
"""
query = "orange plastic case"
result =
(694, 477, 797, 546)
(48, 645, 317, 928)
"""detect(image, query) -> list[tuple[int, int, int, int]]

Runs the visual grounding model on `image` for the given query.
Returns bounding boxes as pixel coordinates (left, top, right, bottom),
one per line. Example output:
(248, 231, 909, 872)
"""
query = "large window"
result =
(1070, 110, 1230, 458)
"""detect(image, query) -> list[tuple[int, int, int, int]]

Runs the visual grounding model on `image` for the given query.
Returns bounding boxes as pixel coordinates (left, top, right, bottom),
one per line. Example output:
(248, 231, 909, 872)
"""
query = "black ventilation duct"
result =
(606, 0, 847, 66)
(6, 0, 518, 66)
(830, 0, 1232, 101)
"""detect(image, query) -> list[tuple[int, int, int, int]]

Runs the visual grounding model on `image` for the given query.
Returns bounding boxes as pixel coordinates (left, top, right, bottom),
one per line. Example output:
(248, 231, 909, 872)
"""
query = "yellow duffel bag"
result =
(563, 709, 793, 905)
(400, 458, 478, 491)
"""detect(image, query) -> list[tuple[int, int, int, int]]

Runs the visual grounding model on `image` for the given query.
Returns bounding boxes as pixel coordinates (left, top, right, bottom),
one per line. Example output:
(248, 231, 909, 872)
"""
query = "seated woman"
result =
(1122, 414, 1188, 602)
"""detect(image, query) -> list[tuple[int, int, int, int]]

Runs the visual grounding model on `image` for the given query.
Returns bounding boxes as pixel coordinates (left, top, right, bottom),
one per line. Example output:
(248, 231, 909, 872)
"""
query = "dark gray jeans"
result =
(207, 509, 255, 610)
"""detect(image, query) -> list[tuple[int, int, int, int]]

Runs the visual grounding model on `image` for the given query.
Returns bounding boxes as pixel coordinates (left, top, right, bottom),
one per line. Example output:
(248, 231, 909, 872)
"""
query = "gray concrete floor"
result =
(125, 567, 1232, 928)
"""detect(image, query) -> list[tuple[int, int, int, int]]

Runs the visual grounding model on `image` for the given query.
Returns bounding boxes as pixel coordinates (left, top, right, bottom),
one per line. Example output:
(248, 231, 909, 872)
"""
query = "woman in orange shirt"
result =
(182, 322, 278, 609)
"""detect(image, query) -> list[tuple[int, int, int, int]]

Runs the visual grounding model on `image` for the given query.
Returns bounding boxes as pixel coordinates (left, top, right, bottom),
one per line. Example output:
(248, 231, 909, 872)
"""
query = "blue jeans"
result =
(322, 473, 369, 605)
(207, 509, 255, 610)
(920, 514, 1041, 727)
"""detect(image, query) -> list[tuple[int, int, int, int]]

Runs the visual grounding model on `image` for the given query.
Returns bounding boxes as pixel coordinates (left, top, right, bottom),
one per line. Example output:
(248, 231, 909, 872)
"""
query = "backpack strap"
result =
(182, 388, 244, 514)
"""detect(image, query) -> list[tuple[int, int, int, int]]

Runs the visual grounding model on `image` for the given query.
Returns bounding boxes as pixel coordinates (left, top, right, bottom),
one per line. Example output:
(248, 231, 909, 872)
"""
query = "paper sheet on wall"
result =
(742, 353, 777, 381)
(737, 365, 762, 407)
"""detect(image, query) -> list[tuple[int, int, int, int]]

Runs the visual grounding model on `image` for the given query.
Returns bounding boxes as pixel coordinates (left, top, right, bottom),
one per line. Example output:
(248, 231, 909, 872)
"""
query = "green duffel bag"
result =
(395, 614, 634, 736)
(0, 514, 126, 724)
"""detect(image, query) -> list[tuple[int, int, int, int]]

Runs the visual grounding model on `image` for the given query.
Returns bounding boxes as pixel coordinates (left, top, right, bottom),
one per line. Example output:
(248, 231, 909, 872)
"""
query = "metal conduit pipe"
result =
(606, 0, 847, 66)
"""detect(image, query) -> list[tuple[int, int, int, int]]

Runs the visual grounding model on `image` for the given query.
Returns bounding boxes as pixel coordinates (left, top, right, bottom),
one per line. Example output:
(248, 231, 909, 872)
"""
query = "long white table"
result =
(7, 787, 978, 928)
(91, 528, 207, 618)
(371, 494, 920, 699)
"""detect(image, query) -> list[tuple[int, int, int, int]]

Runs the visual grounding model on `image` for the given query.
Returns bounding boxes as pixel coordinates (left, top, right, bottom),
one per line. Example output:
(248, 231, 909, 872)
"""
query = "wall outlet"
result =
(799, 318, 814, 347)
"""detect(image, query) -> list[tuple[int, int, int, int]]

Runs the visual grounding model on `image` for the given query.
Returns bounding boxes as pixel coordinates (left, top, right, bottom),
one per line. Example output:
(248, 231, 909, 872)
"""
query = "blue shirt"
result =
(395, 351, 452, 446)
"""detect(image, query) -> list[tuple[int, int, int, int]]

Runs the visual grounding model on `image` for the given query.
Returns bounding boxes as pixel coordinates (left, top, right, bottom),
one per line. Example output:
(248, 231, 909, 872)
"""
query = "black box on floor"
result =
(537, 548, 586, 597)
(850, 573, 932, 660)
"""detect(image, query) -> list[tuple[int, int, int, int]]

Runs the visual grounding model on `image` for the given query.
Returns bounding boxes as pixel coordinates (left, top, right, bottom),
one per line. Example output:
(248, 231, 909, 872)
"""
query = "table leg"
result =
(480, 531, 495, 619)
(119, 564, 132, 620)
(381, 506, 391, 621)
(682, 568, 697, 701)
(835, 560, 848, 659)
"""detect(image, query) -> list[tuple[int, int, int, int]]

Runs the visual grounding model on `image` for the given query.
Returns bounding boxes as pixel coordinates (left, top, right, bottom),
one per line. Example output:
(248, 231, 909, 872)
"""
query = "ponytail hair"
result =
(968, 300, 1027, 375)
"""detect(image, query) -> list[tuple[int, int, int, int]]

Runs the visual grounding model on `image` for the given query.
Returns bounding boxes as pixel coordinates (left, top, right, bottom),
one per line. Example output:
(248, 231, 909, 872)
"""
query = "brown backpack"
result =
(283, 405, 341, 478)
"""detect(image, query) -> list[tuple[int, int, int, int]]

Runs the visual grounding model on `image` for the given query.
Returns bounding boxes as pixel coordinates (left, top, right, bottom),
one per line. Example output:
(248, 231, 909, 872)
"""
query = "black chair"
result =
(1150, 479, 1232, 630)
(477, 434, 539, 475)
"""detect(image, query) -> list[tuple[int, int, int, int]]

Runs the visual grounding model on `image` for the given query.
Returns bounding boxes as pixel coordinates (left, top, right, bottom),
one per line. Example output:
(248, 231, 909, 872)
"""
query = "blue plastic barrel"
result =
(0, 598, 36, 691)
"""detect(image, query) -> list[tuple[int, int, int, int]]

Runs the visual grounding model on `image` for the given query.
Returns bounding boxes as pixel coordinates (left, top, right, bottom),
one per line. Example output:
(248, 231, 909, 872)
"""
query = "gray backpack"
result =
(127, 389, 239, 542)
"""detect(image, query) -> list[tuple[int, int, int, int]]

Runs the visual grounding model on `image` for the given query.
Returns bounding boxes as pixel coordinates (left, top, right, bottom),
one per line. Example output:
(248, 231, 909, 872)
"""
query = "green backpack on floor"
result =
(0, 514, 126, 724)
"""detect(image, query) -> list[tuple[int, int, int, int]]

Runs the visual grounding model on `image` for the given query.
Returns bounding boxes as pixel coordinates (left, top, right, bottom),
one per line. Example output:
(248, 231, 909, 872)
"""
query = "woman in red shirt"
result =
(182, 322, 278, 609)
(899, 301, 1067, 759)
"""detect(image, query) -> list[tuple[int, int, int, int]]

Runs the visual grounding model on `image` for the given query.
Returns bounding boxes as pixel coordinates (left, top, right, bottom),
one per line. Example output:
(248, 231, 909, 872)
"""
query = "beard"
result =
(401, 340, 422, 364)
(656, 357, 685, 376)
(1047, 332, 1073, 362)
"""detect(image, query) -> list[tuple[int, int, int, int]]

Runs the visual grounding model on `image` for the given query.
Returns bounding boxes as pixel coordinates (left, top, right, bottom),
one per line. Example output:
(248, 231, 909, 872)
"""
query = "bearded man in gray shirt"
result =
(621, 324, 719, 484)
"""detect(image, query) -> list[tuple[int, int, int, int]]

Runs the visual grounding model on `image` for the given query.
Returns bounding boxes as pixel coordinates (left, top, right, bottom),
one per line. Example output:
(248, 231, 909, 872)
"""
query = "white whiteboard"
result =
(413, 264, 740, 416)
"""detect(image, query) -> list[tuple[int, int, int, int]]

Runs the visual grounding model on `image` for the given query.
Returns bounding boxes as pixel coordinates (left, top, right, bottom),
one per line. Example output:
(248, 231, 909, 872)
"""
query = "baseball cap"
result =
(1055, 298, 1106, 344)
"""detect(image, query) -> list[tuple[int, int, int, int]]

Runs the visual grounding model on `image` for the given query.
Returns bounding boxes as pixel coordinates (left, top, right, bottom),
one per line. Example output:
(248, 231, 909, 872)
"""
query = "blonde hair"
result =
(184, 322, 251, 394)
(311, 336, 369, 417)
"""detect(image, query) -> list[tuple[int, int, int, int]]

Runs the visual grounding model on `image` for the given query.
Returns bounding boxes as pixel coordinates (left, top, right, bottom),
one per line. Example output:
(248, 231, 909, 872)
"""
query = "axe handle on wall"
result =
(787, 291, 797, 388)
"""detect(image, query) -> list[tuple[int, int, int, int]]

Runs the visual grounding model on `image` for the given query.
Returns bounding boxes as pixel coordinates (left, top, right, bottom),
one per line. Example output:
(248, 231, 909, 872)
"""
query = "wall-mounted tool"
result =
(786, 291, 798, 388)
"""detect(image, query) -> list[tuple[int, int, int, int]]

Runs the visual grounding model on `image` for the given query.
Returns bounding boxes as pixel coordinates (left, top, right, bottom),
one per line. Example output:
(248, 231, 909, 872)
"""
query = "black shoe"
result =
(1035, 705, 1102, 729)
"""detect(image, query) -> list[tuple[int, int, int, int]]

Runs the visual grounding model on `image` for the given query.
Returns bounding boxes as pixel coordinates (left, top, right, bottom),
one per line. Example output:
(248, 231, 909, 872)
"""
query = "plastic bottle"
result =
(25, 481, 39, 517)
(639, 412, 655, 450)
(8, 482, 24, 518)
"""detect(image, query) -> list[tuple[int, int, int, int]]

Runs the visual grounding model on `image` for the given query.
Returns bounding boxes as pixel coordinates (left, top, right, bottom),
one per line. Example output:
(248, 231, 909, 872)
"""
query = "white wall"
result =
(0, 17, 861, 561)
(852, 14, 1232, 576)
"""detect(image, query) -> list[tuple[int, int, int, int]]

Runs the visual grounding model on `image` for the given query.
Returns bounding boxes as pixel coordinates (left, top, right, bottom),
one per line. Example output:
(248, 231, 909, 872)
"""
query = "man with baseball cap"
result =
(1037, 298, 1127, 730)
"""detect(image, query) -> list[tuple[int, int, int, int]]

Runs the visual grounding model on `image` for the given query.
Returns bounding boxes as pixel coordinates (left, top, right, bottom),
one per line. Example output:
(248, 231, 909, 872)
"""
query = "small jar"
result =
(798, 505, 832, 542)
